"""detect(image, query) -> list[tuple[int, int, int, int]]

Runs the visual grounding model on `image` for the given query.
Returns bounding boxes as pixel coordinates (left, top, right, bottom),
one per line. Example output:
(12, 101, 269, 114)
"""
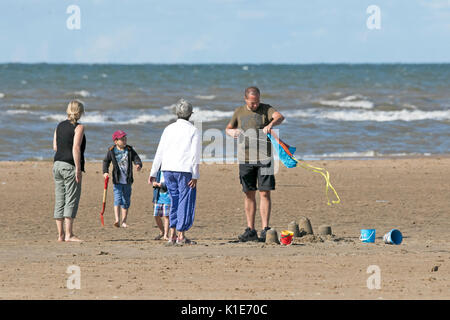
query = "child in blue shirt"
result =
(152, 169, 171, 240)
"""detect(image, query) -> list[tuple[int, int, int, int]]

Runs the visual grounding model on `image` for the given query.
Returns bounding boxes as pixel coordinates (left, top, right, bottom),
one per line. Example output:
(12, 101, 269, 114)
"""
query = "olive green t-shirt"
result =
(228, 103, 276, 163)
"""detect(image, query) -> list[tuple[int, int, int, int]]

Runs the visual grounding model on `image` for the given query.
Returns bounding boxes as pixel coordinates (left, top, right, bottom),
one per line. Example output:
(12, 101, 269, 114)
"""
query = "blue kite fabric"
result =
(267, 133, 297, 168)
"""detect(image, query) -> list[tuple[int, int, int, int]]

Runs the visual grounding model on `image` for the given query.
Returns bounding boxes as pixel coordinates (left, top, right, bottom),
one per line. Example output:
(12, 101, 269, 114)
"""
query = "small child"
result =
(152, 169, 171, 240)
(103, 130, 142, 228)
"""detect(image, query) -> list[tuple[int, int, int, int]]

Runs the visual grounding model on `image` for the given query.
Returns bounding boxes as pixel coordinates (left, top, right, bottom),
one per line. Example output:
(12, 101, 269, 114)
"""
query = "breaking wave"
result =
(285, 109, 450, 122)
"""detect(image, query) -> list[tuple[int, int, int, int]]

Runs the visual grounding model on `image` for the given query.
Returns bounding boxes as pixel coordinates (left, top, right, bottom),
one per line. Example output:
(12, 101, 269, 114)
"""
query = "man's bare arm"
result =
(263, 111, 285, 134)
(225, 123, 242, 138)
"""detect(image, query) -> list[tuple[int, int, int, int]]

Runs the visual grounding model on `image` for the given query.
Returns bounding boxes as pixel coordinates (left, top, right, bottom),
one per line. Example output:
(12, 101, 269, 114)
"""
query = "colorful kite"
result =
(267, 131, 340, 206)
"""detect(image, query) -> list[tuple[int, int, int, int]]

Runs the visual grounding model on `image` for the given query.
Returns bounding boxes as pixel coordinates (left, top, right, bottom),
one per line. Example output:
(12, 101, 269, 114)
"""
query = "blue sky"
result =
(1, 0, 449, 63)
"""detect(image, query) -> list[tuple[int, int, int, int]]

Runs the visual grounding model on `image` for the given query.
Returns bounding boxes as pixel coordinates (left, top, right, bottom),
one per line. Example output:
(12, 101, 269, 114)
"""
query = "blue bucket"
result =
(383, 229, 403, 245)
(360, 229, 376, 243)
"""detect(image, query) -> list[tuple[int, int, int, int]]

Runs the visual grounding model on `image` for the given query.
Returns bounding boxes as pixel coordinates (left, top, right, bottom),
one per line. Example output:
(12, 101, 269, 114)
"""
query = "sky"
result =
(0, 0, 449, 63)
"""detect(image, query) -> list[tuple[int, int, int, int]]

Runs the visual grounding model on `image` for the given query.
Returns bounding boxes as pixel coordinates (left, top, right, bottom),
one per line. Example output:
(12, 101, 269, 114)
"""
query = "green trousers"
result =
(53, 161, 82, 219)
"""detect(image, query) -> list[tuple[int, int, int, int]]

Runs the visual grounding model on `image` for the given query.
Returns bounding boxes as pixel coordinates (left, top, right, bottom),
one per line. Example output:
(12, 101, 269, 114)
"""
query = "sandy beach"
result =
(0, 158, 449, 300)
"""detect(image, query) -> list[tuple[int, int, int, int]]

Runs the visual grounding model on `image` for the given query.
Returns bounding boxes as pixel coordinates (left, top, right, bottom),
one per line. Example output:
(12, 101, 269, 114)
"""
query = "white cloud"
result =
(191, 38, 211, 52)
(419, 0, 450, 9)
(312, 27, 327, 37)
(236, 10, 267, 19)
(74, 27, 136, 63)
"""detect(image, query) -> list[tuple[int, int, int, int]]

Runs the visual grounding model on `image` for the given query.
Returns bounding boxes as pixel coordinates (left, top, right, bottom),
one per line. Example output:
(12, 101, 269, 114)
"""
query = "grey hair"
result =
(175, 98, 193, 119)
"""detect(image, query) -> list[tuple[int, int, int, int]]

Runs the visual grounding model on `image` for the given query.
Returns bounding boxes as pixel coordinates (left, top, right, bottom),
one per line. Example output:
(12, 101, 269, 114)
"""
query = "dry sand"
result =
(0, 158, 449, 300)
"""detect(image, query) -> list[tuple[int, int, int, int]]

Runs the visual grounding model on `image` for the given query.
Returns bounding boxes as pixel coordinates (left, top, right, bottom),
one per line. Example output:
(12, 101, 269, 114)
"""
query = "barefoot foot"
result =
(65, 236, 83, 242)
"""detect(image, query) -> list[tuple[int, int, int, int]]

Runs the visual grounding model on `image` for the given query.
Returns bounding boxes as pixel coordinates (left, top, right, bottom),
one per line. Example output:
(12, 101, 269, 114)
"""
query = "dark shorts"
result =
(239, 162, 275, 192)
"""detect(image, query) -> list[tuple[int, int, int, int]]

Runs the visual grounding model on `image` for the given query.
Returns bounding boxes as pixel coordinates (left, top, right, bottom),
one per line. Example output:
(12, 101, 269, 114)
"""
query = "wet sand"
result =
(0, 158, 449, 299)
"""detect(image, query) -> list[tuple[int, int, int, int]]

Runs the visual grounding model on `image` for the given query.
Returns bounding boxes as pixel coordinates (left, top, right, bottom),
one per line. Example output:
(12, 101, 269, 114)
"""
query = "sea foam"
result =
(303, 150, 378, 159)
(195, 95, 216, 100)
(124, 114, 176, 124)
(285, 108, 450, 122)
(320, 109, 450, 122)
(40, 113, 107, 123)
(6, 110, 33, 115)
(318, 98, 374, 109)
(72, 90, 91, 98)
(190, 107, 233, 122)
(301, 150, 432, 160)
(39, 107, 233, 125)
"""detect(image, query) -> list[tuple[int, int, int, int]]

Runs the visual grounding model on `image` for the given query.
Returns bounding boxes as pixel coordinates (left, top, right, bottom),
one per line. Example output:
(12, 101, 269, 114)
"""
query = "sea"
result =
(0, 63, 449, 162)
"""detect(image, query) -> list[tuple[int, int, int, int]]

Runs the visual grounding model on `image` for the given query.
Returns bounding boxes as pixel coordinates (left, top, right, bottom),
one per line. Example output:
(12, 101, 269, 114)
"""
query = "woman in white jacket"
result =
(149, 99, 201, 245)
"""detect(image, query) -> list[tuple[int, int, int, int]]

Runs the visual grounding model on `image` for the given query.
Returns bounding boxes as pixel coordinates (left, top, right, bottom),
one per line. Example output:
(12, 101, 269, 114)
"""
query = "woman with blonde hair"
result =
(52, 100, 86, 242)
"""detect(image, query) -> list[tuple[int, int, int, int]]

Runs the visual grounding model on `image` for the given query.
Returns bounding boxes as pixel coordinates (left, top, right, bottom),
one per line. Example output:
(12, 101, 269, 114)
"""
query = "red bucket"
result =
(280, 230, 294, 245)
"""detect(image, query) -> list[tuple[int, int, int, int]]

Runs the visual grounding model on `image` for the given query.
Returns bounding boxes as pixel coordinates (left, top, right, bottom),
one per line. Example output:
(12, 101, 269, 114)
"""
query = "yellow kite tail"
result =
(293, 157, 341, 206)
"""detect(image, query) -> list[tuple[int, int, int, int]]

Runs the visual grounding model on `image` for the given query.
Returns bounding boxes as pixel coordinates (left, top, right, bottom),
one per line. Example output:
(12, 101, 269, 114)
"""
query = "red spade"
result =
(100, 176, 109, 226)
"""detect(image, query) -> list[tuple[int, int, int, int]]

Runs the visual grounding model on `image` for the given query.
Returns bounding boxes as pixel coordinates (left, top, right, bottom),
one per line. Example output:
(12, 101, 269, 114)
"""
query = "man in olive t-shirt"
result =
(228, 102, 275, 164)
(225, 87, 285, 242)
